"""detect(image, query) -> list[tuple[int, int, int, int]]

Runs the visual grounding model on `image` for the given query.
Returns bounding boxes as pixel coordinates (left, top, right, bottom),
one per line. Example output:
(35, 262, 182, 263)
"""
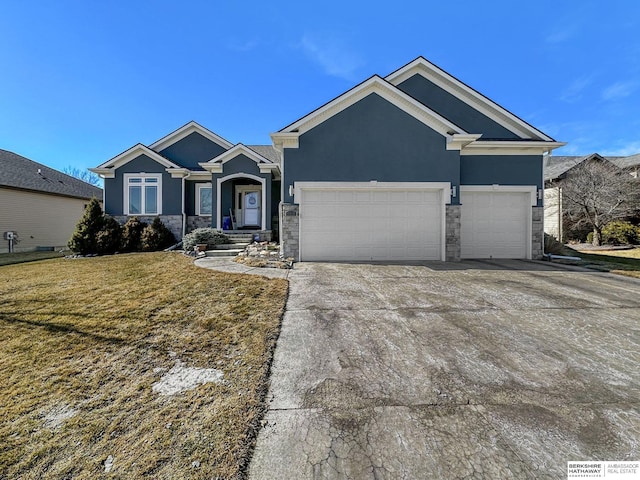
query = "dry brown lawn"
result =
(0, 252, 288, 479)
(569, 247, 640, 279)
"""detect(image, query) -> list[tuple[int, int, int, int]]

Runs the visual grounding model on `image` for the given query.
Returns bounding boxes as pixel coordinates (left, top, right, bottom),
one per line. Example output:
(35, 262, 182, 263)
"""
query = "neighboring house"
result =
(93, 56, 564, 262)
(0, 149, 103, 253)
(544, 153, 640, 241)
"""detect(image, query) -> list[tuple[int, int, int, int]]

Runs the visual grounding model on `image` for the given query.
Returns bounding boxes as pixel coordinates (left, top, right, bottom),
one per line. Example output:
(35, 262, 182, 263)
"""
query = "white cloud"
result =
(602, 81, 637, 101)
(600, 141, 640, 157)
(545, 30, 572, 44)
(227, 39, 259, 52)
(559, 76, 593, 103)
(299, 33, 364, 81)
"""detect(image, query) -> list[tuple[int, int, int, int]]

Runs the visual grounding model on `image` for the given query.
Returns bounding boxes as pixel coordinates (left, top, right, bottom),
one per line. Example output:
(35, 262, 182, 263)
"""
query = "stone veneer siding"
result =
(531, 206, 544, 260)
(187, 216, 212, 232)
(280, 203, 299, 261)
(445, 205, 461, 262)
(111, 215, 183, 241)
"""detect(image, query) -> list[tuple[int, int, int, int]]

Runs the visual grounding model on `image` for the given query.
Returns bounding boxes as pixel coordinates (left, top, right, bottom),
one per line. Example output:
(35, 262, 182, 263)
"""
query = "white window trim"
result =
(123, 173, 163, 215)
(196, 183, 212, 216)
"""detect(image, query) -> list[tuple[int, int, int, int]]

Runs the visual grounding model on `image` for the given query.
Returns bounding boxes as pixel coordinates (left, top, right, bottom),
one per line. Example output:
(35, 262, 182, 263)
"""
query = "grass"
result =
(0, 252, 288, 479)
(568, 246, 640, 279)
(0, 250, 65, 266)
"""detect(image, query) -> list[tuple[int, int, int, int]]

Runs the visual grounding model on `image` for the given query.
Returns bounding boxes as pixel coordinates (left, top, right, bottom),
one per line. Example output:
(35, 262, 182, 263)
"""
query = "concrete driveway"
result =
(248, 260, 640, 479)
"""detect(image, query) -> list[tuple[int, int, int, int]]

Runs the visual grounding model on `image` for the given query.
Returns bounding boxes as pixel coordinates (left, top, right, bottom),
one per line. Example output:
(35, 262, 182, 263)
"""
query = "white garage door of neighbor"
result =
(299, 187, 443, 261)
(460, 190, 531, 259)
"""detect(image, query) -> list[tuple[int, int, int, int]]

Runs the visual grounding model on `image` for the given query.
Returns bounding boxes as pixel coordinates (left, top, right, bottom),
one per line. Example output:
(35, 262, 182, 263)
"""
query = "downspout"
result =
(181, 171, 191, 238)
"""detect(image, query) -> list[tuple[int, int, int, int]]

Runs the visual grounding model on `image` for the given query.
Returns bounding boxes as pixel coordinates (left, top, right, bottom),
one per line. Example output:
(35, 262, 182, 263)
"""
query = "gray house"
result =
(544, 153, 640, 241)
(93, 57, 564, 262)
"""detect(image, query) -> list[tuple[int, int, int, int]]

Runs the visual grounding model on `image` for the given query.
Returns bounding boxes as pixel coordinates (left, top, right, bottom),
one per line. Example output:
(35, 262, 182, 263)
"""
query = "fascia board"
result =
(204, 144, 272, 166)
(460, 141, 566, 156)
(95, 144, 181, 170)
(386, 58, 554, 142)
(149, 121, 234, 152)
(279, 76, 467, 138)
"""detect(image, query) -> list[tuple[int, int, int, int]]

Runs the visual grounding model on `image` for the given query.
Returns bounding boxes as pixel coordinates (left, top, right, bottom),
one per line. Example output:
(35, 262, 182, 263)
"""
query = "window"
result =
(196, 183, 212, 215)
(124, 174, 162, 215)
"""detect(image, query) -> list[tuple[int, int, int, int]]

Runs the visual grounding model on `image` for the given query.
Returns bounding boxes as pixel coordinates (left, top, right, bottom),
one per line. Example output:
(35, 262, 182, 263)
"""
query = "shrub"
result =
(68, 198, 104, 255)
(141, 217, 176, 251)
(544, 233, 565, 255)
(121, 217, 147, 252)
(602, 221, 640, 245)
(96, 216, 122, 255)
(182, 228, 229, 251)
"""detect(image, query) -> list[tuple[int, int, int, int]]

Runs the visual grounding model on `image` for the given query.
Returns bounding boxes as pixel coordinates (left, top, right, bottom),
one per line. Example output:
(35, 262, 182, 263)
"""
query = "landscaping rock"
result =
(234, 241, 293, 269)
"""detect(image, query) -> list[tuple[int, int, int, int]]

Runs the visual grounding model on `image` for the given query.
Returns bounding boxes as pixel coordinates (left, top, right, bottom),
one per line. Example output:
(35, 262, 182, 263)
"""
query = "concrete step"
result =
(212, 243, 250, 250)
(204, 249, 244, 257)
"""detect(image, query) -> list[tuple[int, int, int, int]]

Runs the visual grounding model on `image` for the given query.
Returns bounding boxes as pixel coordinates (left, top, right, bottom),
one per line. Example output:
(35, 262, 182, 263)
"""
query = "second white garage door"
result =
(297, 183, 446, 262)
(460, 188, 533, 259)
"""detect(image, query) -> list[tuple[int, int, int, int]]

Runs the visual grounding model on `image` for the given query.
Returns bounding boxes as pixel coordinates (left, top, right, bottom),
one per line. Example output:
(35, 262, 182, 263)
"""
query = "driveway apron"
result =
(248, 260, 640, 479)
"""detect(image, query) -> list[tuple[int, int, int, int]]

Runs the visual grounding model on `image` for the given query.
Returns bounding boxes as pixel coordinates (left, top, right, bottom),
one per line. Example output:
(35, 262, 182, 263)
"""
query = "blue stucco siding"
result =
(104, 154, 182, 215)
(159, 132, 228, 169)
(460, 154, 543, 206)
(397, 74, 521, 140)
(221, 154, 263, 176)
(283, 92, 461, 203)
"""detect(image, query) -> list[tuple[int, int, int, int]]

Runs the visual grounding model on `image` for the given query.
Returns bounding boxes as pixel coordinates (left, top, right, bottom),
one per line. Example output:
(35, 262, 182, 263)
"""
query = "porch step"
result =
(204, 248, 245, 257)
(212, 242, 250, 250)
(224, 234, 255, 243)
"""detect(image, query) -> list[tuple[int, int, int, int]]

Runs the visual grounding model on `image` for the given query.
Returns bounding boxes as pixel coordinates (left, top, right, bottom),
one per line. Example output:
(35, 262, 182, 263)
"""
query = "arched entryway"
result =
(216, 173, 266, 230)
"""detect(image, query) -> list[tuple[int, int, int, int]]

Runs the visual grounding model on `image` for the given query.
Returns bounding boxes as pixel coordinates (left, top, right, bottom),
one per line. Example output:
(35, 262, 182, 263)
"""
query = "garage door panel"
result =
(300, 187, 443, 261)
(461, 190, 530, 259)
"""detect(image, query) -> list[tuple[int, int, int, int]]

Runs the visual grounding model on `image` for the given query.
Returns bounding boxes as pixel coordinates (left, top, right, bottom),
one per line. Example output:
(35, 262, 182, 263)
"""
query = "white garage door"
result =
(460, 189, 532, 259)
(298, 184, 445, 261)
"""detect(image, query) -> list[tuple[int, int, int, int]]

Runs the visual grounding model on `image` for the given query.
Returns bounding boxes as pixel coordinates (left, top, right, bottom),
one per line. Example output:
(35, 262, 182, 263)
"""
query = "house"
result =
(0, 149, 103, 253)
(544, 153, 640, 241)
(93, 56, 564, 262)
(91, 122, 281, 241)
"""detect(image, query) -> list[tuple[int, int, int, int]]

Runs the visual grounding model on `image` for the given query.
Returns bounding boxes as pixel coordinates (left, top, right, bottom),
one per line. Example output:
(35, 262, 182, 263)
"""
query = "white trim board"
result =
(93, 144, 181, 172)
(215, 172, 266, 230)
(274, 76, 467, 140)
(386, 57, 555, 142)
(149, 121, 234, 152)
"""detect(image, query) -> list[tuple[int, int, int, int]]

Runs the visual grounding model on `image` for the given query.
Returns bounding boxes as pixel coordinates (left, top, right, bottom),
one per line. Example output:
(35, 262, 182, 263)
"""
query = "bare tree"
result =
(63, 166, 102, 186)
(552, 159, 640, 245)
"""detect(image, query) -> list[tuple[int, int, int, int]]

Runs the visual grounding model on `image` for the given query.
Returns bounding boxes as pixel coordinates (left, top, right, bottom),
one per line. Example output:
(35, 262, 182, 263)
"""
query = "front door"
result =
(243, 190, 261, 227)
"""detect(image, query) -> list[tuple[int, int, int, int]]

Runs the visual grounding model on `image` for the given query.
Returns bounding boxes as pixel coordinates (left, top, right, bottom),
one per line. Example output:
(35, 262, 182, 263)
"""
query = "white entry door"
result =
(243, 190, 261, 226)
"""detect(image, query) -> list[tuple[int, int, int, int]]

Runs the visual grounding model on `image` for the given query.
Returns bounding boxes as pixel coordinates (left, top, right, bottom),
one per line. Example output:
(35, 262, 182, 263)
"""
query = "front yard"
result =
(569, 246, 640, 278)
(0, 253, 288, 479)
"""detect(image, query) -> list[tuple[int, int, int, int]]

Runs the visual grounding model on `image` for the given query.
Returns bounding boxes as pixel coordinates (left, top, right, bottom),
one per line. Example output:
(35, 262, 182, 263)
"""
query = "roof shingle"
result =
(0, 149, 103, 200)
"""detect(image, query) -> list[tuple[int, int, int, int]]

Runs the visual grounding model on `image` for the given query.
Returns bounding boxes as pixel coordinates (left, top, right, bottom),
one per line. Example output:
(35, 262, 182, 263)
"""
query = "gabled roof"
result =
(149, 121, 234, 152)
(273, 75, 468, 145)
(199, 143, 279, 176)
(0, 149, 102, 200)
(543, 153, 640, 181)
(91, 144, 181, 177)
(385, 56, 555, 142)
(247, 145, 280, 164)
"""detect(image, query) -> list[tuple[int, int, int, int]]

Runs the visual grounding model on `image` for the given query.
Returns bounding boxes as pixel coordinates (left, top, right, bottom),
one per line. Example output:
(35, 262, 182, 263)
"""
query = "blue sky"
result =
(1, 0, 639, 174)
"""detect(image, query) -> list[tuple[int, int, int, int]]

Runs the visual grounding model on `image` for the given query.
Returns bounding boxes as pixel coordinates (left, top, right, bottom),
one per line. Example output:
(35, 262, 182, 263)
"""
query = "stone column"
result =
(280, 203, 299, 261)
(532, 206, 544, 259)
(445, 205, 461, 262)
